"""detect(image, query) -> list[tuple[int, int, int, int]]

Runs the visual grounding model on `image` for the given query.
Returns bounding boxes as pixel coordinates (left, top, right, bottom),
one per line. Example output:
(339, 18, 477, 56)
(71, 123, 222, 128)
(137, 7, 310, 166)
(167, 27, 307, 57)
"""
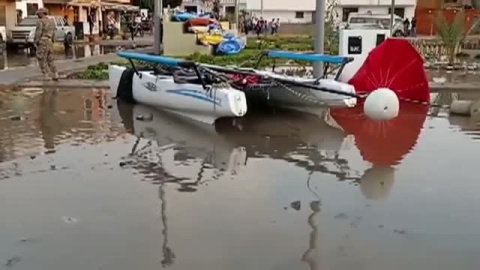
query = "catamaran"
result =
(108, 38, 430, 124)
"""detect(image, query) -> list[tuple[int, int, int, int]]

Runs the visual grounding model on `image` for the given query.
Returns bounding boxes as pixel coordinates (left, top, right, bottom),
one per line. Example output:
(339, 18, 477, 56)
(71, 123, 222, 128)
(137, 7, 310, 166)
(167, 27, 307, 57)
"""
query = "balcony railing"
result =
(182, 0, 237, 5)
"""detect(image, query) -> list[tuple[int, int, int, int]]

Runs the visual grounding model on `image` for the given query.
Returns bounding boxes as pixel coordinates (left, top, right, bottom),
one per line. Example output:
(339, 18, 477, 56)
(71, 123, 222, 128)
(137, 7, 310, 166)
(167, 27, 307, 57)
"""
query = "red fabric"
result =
(227, 73, 260, 85)
(330, 103, 428, 166)
(349, 38, 430, 103)
(185, 18, 217, 27)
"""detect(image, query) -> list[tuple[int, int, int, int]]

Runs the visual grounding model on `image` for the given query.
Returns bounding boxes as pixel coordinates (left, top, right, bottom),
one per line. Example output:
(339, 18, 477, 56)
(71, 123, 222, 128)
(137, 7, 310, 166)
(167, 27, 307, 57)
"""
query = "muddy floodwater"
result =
(0, 88, 479, 270)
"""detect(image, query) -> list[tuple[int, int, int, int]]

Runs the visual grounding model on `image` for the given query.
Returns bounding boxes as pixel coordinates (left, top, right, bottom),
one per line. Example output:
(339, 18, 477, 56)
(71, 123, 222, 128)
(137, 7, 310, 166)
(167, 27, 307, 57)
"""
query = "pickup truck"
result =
(7, 16, 75, 51)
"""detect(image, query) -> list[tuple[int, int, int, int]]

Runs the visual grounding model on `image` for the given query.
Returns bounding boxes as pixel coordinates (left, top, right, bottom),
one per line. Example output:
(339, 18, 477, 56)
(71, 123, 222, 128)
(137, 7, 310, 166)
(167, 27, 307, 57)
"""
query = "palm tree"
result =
(435, 11, 466, 64)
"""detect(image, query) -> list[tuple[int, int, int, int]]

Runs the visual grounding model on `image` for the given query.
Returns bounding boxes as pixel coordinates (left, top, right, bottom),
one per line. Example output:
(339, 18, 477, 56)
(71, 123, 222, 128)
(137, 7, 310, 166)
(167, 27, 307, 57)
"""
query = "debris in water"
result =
(62, 216, 79, 224)
(119, 161, 131, 167)
(290, 201, 301, 211)
(334, 213, 349, 220)
(30, 156, 36, 160)
(378, 225, 385, 228)
(135, 114, 153, 121)
(5, 256, 21, 268)
(394, 229, 406, 235)
(310, 201, 321, 212)
(10, 116, 24, 121)
(50, 165, 56, 170)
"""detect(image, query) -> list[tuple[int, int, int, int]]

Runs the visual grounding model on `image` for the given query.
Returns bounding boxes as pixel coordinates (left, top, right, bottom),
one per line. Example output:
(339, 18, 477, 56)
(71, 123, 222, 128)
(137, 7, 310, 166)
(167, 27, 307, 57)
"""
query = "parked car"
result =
(345, 13, 406, 37)
(0, 26, 6, 48)
(7, 16, 75, 51)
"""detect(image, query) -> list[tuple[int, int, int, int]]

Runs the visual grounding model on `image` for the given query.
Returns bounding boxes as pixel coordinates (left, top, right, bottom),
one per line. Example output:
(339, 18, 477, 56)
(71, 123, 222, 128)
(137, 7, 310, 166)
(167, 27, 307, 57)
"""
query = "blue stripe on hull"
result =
(166, 89, 222, 107)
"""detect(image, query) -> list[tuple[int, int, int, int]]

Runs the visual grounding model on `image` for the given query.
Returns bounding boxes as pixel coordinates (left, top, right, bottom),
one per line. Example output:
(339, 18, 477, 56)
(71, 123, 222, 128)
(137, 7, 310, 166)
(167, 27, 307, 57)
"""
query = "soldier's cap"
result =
(37, 8, 49, 15)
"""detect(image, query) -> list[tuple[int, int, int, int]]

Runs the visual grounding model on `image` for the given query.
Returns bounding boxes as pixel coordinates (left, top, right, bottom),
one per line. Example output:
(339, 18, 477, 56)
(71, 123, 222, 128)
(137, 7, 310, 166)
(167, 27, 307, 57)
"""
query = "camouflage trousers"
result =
(36, 39, 57, 75)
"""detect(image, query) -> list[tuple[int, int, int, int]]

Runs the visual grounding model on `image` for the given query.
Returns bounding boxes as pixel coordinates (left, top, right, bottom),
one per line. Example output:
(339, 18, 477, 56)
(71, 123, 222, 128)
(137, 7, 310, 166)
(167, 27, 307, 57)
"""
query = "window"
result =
(0, 6, 6, 26)
(26, 3, 38, 16)
(295, 12, 304, 19)
(388, 7, 405, 18)
(342, 7, 358, 22)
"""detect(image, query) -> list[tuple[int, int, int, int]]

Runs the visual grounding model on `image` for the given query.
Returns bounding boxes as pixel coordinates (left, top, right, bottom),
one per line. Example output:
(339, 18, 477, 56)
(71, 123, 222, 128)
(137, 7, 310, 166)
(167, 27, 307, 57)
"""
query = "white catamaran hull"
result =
(256, 71, 357, 114)
(109, 65, 248, 124)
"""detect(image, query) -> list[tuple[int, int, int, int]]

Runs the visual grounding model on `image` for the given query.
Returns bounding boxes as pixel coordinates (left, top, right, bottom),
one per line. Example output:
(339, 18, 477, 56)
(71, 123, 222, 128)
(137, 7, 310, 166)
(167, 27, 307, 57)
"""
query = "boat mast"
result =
(313, 0, 326, 78)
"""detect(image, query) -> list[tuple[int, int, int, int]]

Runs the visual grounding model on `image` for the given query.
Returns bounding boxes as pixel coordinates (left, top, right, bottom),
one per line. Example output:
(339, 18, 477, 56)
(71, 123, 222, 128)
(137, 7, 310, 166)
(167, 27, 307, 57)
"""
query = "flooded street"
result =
(0, 45, 139, 70)
(0, 88, 480, 270)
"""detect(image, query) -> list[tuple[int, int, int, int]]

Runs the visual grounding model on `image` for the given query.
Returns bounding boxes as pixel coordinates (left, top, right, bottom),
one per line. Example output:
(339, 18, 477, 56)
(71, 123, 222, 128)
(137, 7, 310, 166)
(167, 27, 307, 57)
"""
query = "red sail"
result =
(348, 38, 430, 103)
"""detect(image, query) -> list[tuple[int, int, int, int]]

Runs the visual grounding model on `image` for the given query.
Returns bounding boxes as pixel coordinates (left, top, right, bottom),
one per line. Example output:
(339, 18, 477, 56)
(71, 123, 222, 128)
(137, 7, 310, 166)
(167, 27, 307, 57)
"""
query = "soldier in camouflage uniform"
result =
(34, 8, 58, 81)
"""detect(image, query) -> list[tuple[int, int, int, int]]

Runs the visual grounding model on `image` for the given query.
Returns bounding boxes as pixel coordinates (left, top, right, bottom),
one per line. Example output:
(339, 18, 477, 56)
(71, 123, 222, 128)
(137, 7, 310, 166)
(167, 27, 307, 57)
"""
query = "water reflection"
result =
(0, 89, 122, 162)
(1, 89, 480, 269)
(116, 102, 429, 202)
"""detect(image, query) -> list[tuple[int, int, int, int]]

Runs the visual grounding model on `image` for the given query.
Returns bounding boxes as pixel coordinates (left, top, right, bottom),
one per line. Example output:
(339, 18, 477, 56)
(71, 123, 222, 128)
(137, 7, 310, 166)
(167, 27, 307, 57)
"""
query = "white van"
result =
(346, 13, 406, 37)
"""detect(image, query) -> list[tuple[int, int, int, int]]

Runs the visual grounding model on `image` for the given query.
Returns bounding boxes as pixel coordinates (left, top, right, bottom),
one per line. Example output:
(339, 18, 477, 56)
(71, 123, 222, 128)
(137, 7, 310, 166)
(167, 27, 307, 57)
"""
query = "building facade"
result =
(43, 0, 137, 38)
(243, 0, 315, 23)
(335, 0, 417, 23)
(1, 0, 45, 32)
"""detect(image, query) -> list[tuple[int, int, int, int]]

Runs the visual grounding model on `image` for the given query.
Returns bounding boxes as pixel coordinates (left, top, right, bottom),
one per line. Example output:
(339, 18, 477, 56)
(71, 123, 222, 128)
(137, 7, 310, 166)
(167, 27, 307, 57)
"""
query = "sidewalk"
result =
(0, 46, 152, 87)
(75, 35, 155, 47)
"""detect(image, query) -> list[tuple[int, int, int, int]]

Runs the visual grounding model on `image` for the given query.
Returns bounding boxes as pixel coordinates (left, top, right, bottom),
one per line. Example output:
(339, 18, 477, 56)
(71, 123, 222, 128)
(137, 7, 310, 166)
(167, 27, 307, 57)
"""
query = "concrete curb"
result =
(17, 79, 109, 89)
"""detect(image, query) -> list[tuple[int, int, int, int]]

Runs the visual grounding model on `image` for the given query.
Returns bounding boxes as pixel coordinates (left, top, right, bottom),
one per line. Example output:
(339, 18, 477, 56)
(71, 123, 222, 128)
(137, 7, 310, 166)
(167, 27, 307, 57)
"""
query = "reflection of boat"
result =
(117, 102, 427, 199)
(117, 101, 246, 185)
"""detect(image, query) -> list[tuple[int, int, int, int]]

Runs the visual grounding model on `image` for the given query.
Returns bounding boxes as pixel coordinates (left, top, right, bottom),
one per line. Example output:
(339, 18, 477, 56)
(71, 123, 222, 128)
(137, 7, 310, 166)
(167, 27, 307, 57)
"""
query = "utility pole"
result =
(235, 0, 239, 30)
(390, 0, 395, 36)
(313, 0, 325, 78)
(154, 0, 163, 55)
(261, 0, 263, 16)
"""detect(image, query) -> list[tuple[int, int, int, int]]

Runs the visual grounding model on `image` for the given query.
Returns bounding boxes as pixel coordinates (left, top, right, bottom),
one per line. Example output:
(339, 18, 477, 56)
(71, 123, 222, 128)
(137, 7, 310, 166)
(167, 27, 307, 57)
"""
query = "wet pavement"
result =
(0, 44, 145, 71)
(0, 88, 480, 270)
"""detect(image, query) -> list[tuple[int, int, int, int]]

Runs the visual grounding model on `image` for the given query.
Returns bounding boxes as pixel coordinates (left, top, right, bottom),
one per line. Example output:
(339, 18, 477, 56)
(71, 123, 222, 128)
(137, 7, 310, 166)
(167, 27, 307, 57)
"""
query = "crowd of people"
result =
(103, 11, 154, 40)
(403, 17, 417, 37)
(241, 16, 281, 37)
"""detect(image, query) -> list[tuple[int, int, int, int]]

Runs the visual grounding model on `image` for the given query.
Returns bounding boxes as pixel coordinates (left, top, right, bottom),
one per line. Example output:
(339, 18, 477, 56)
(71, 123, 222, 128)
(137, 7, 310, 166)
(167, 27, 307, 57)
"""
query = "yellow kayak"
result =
(197, 33, 223, 46)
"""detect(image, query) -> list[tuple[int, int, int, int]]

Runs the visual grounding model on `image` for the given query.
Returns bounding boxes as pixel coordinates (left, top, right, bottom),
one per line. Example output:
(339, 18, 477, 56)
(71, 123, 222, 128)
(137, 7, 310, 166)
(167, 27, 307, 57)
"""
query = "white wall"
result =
(16, 0, 44, 17)
(248, 10, 313, 24)
(246, 0, 315, 12)
(0, 1, 17, 30)
(335, 6, 416, 21)
(338, 0, 416, 5)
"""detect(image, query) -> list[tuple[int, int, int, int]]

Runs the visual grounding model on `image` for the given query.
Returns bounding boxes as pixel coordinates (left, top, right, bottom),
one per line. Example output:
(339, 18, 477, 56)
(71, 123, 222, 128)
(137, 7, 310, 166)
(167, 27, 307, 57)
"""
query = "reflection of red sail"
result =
(330, 103, 428, 166)
(349, 39, 430, 103)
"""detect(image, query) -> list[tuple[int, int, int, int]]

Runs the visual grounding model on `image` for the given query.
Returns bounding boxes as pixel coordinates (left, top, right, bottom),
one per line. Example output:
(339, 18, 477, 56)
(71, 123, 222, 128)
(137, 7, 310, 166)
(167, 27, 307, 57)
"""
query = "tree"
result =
(435, 11, 466, 64)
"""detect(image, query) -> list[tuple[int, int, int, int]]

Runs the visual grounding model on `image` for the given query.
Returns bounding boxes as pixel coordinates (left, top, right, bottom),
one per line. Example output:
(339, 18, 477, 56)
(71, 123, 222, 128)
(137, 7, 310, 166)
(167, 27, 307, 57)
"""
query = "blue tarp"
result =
(216, 34, 245, 55)
(171, 12, 197, 22)
(266, 50, 348, 64)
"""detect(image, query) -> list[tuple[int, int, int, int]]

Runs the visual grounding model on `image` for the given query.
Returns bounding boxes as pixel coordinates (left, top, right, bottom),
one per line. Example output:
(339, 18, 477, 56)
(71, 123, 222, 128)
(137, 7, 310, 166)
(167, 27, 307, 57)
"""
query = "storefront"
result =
(101, 2, 139, 33)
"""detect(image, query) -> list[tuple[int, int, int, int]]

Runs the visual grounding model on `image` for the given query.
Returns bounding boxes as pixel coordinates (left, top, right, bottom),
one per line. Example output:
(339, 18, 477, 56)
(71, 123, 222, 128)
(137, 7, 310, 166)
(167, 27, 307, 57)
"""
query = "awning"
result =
(66, 0, 101, 8)
(101, 3, 139, 12)
(43, 0, 69, 5)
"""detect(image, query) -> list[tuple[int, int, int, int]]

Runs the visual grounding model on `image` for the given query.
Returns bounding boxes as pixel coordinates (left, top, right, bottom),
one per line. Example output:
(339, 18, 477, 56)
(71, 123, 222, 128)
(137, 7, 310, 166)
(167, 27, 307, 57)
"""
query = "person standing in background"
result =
(411, 17, 417, 37)
(34, 8, 58, 81)
(87, 11, 94, 36)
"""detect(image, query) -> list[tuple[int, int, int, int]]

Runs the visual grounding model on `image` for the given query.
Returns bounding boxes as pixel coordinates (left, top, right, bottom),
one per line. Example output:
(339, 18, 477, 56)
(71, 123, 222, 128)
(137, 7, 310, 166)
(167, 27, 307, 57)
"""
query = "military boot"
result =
(52, 72, 59, 81)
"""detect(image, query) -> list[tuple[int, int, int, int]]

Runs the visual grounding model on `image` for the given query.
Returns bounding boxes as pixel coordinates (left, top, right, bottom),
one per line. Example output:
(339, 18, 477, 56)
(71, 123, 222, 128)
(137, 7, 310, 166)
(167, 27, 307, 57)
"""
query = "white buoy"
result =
(363, 88, 400, 120)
